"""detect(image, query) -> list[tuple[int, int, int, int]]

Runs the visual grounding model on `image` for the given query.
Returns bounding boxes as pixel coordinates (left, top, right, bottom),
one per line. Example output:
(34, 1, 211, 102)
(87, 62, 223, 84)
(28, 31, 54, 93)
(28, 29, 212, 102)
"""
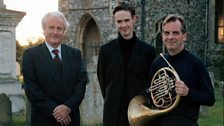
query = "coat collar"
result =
(113, 37, 142, 69)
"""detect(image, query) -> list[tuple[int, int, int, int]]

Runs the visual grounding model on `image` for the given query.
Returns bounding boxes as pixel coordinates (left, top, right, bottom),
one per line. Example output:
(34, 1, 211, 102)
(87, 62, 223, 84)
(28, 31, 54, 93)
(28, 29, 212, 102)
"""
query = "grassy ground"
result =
(198, 87, 223, 126)
(12, 113, 26, 126)
(12, 87, 223, 126)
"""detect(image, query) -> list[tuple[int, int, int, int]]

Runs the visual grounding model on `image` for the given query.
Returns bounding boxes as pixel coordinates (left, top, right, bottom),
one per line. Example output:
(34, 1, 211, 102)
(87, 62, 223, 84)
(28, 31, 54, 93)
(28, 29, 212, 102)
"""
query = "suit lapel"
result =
(40, 43, 61, 81)
(60, 45, 70, 83)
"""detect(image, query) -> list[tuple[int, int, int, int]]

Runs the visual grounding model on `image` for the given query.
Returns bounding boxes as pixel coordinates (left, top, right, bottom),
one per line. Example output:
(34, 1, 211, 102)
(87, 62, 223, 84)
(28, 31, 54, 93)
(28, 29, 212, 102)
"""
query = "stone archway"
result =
(76, 13, 100, 66)
(82, 18, 100, 65)
(76, 13, 103, 125)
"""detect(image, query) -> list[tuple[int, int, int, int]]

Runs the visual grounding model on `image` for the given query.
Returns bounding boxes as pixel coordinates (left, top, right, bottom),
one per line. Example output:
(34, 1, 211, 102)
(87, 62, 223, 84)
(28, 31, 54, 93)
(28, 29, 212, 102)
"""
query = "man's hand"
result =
(53, 104, 71, 125)
(175, 80, 189, 96)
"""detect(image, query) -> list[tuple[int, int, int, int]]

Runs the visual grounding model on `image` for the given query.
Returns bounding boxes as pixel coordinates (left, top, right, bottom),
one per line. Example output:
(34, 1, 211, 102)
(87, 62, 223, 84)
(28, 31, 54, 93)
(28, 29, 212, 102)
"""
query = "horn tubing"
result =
(160, 53, 175, 71)
(128, 53, 181, 126)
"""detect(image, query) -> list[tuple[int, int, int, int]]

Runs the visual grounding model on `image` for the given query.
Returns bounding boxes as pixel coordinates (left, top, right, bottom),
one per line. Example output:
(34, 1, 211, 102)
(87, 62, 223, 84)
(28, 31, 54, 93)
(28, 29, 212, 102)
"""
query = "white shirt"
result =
(45, 42, 62, 61)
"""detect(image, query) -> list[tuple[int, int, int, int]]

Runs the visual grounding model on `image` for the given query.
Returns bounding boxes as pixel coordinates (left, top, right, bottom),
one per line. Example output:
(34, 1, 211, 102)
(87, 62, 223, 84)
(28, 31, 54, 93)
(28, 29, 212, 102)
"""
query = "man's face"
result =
(114, 10, 136, 40)
(162, 20, 186, 55)
(43, 16, 65, 48)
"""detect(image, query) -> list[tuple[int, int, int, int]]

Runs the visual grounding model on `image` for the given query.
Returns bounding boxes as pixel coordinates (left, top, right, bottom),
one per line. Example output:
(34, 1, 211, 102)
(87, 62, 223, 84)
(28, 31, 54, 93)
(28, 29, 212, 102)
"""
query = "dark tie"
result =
(52, 49, 62, 78)
(52, 49, 61, 62)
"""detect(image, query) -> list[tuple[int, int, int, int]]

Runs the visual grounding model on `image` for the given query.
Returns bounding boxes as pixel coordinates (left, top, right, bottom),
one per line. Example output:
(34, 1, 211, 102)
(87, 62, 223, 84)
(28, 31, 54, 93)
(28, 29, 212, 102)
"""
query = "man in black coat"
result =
(22, 11, 88, 126)
(97, 2, 156, 126)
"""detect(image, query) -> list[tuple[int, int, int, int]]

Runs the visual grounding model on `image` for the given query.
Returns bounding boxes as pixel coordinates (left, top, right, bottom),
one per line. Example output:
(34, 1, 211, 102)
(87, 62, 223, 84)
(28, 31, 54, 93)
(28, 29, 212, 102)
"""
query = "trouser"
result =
(116, 99, 130, 126)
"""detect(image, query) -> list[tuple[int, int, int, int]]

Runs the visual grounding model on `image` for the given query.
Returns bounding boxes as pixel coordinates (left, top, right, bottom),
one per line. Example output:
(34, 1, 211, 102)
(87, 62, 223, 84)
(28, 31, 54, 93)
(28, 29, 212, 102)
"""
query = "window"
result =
(215, 0, 224, 44)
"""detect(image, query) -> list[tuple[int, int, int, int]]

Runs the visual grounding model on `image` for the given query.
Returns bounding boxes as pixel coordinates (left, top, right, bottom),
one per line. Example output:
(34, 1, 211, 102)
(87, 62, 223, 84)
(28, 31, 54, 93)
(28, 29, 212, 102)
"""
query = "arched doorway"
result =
(76, 13, 100, 66)
(82, 18, 100, 65)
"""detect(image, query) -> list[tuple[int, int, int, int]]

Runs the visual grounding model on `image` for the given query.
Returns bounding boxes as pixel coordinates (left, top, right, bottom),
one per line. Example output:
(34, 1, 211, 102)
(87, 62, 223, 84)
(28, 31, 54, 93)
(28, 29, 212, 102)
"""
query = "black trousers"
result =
(116, 99, 130, 126)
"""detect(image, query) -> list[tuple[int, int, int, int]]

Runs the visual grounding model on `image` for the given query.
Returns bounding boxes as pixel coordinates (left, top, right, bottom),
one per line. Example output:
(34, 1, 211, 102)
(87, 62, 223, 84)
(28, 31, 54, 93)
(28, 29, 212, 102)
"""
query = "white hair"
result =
(41, 11, 70, 31)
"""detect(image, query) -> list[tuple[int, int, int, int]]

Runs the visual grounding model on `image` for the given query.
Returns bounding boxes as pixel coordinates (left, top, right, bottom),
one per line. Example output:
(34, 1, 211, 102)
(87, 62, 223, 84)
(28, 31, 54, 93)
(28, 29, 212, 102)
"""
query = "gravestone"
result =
(0, 0, 26, 113)
(0, 93, 12, 126)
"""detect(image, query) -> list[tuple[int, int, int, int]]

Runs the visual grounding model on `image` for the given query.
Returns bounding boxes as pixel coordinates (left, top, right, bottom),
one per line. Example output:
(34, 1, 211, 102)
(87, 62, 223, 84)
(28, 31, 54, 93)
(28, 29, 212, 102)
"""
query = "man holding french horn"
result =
(143, 14, 215, 126)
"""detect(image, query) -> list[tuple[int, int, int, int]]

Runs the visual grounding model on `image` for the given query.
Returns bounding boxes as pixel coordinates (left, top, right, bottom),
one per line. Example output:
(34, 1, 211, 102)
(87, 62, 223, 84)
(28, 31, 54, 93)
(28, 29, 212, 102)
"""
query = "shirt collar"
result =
(45, 42, 61, 53)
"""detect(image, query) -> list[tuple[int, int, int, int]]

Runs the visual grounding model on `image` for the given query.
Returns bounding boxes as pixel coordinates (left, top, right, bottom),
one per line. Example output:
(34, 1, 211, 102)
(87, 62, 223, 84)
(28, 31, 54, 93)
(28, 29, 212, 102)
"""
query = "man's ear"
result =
(132, 15, 137, 23)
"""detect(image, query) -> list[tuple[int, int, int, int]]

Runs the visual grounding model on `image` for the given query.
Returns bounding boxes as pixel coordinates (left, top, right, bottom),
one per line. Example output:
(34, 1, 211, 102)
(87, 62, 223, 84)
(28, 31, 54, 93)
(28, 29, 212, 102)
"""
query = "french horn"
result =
(128, 53, 180, 126)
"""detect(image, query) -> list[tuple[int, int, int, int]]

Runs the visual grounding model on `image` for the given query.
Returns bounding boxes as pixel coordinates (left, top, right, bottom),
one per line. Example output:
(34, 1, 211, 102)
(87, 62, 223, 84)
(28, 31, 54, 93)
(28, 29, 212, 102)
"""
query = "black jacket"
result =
(97, 35, 156, 126)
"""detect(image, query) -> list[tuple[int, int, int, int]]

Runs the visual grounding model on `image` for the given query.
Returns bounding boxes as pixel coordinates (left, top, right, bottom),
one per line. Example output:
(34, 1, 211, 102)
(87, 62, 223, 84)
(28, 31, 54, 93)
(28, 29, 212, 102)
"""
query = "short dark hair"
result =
(162, 14, 187, 33)
(113, 1, 135, 17)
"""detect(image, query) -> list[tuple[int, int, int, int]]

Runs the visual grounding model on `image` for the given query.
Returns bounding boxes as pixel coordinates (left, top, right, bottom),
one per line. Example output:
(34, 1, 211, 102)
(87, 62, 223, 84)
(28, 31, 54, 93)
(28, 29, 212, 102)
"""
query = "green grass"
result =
(198, 88, 223, 126)
(12, 112, 26, 126)
(12, 88, 223, 126)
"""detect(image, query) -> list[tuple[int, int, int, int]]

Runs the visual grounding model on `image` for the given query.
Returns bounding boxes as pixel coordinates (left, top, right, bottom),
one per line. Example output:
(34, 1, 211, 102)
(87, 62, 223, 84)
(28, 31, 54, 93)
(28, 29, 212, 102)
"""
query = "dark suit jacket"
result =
(97, 37, 156, 126)
(22, 43, 88, 126)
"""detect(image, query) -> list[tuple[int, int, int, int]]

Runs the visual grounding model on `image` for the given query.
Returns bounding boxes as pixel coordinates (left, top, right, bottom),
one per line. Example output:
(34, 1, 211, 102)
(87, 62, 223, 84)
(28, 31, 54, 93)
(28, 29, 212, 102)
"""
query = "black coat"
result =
(22, 43, 88, 126)
(97, 37, 156, 126)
